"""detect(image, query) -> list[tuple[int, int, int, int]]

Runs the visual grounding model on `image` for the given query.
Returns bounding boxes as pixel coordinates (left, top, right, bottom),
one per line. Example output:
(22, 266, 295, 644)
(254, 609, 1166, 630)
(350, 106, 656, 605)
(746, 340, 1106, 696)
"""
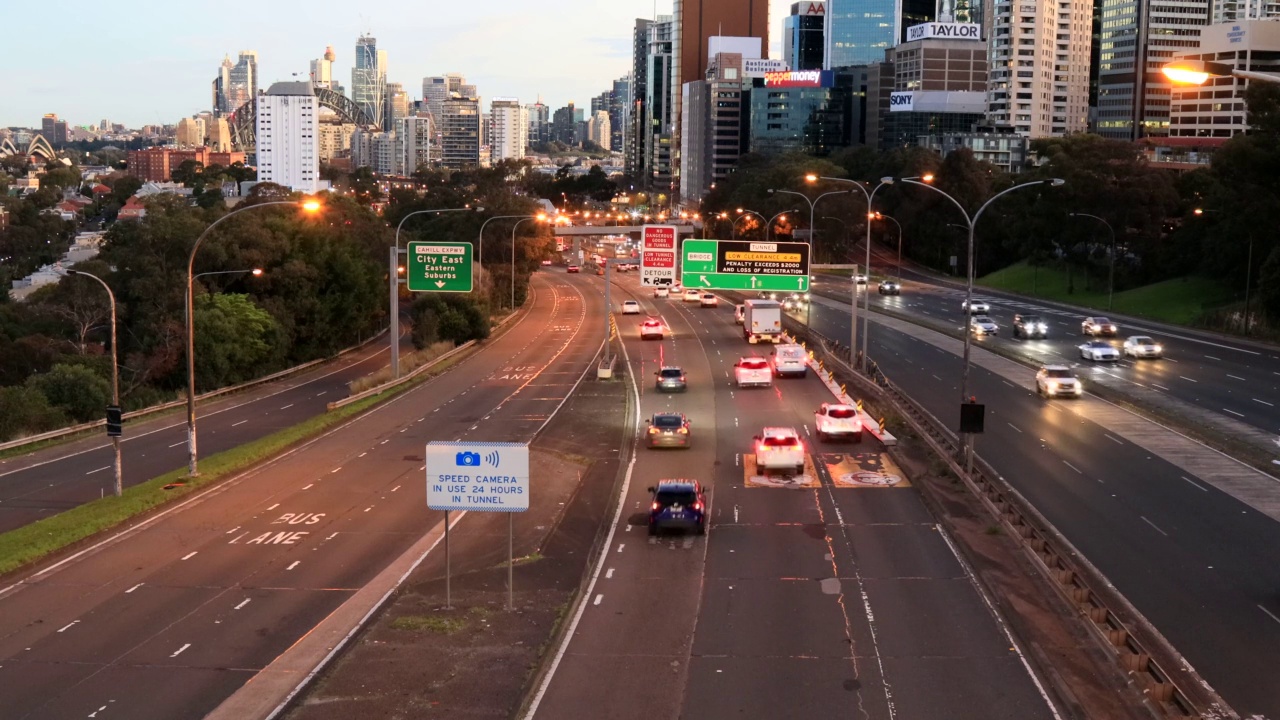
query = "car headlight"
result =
(1036, 323, 1047, 331)
(1047, 381, 1059, 390)
(1154, 344, 1162, 352)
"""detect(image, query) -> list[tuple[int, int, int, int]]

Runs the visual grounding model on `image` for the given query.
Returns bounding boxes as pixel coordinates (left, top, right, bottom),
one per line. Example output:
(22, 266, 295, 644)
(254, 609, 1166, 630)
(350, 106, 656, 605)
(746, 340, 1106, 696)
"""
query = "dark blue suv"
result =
(647, 479, 707, 536)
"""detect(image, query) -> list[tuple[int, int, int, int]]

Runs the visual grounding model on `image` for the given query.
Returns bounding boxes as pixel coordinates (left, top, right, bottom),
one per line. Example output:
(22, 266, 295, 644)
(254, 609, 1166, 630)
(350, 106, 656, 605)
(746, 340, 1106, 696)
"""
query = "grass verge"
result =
(390, 615, 468, 634)
(977, 262, 1236, 326)
(0, 345, 478, 579)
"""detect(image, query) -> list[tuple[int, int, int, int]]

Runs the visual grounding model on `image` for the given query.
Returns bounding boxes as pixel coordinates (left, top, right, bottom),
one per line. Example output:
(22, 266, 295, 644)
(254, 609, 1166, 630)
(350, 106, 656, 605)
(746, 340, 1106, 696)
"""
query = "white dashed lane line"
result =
(1141, 516, 1169, 537)
(170, 643, 191, 658)
(235, 599, 251, 610)
(1223, 408, 1245, 418)
(232, 420, 247, 427)
(1182, 476, 1208, 492)
(181, 552, 198, 560)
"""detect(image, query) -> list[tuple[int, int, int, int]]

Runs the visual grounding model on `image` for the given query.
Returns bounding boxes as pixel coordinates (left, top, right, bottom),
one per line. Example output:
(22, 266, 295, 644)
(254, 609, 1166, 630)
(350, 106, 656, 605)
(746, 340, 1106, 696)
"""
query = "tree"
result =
(111, 175, 143, 205)
(27, 363, 111, 423)
(0, 385, 65, 441)
(192, 293, 285, 389)
(28, 259, 114, 354)
(171, 160, 204, 186)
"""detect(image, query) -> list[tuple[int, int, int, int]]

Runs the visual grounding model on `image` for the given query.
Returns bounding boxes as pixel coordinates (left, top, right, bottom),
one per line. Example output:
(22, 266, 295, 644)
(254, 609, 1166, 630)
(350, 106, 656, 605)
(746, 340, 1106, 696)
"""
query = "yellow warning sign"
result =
(725, 251, 803, 263)
(821, 452, 909, 488)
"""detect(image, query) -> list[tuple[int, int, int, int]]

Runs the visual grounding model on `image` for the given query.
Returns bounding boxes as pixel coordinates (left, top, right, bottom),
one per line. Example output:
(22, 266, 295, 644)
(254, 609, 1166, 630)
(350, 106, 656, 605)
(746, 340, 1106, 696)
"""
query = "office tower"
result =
(874, 26, 988, 149)
(384, 82, 409, 129)
(41, 114, 64, 144)
(1170, 20, 1280, 138)
(311, 46, 337, 90)
(212, 55, 234, 116)
(459, 84, 478, 99)
(587, 110, 612, 148)
(986, 0, 1093, 137)
(646, 16, 676, 192)
(1212, 0, 1280, 21)
(440, 96, 481, 168)
(526, 100, 550, 146)
(1097, 0, 1209, 140)
(228, 51, 258, 111)
(785, 2, 826, 71)
(353, 35, 387, 129)
(207, 118, 233, 152)
(446, 73, 465, 93)
(256, 81, 319, 192)
(423, 76, 450, 123)
(611, 75, 631, 152)
(490, 98, 528, 161)
(748, 69, 856, 155)
(825, 0, 935, 68)
(400, 115, 433, 173)
(680, 52, 748, 204)
(551, 103, 579, 145)
(350, 129, 399, 174)
(626, 19, 653, 179)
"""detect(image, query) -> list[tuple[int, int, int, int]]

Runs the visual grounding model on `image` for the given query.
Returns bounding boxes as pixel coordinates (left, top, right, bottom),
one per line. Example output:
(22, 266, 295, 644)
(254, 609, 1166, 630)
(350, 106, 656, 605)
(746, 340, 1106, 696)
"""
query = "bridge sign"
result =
(681, 239, 810, 292)
(640, 225, 677, 287)
(426, 441, 529, 512)
(407, 241, 473, 293)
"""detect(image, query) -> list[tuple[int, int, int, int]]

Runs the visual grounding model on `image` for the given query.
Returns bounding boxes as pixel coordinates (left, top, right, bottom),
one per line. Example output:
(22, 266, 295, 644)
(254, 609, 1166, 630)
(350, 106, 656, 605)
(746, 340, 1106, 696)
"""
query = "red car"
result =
(566, 265, 581, 273)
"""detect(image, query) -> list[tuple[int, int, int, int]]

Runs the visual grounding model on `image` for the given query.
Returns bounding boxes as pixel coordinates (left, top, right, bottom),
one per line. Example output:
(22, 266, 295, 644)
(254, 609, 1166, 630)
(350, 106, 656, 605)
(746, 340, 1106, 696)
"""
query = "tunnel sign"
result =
(426, 441, 529, 512)
(681, 239, 810, 291)
(407, 241, 473, 293)
(641, 225, 677, 287)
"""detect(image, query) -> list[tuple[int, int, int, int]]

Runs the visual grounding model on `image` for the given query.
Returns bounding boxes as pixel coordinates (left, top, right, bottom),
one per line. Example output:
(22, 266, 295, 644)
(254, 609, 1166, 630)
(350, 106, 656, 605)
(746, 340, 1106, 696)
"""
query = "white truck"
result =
(743, 299, 782, 344)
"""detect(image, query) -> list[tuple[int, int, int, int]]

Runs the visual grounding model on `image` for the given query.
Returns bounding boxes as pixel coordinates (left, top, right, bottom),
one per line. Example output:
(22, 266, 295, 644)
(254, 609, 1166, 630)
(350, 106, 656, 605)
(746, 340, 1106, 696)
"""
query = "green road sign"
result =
(406, 241, 473, 293)
(681, 239, 810, 292)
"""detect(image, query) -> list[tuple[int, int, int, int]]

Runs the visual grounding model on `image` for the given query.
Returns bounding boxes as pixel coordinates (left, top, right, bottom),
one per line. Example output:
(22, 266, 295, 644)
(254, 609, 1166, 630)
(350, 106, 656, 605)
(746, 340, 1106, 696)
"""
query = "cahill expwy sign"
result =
(906, 22, 982, 41)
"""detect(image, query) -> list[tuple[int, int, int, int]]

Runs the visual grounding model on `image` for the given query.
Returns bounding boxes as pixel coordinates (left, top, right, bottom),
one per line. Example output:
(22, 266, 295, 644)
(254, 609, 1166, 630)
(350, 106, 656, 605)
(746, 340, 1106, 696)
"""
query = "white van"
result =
(771, 344, 808, 377)
(734, 304, 745, 324)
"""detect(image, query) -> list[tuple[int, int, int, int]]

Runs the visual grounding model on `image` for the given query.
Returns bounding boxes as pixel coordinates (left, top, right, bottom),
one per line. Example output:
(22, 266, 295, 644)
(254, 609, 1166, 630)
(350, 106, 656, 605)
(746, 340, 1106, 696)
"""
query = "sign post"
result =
(407, 241, 474, 293)
(426, 441, 530, 611)
(681, 239, 811, 292)
(640, 225, 677, 287)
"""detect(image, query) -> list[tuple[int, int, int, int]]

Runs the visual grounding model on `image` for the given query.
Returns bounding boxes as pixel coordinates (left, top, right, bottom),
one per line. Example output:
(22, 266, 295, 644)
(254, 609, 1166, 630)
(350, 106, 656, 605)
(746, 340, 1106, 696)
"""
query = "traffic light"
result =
(959, 401, 985, 434)
(106, 405, 123, 437)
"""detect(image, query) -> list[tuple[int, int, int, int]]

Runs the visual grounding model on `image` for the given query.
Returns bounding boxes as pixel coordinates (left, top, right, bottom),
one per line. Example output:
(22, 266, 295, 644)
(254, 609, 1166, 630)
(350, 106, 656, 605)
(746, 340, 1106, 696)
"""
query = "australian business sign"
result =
(744, 58, 787, 78)
(763, 70, 834, 88)
(906, 22, 982, 42)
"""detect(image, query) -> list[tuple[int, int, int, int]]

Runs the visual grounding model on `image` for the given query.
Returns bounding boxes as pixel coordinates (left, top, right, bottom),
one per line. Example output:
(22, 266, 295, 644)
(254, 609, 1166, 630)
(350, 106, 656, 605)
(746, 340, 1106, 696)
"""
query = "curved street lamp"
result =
(766, 210, 797, 242)
(510, 215, 546, 309)
(732, 210, 766, 239)
(1067, 212, 1117, 311)
(186, 198, 321, 477)
(873, 213, 904, 283)
(768, 188, 849, 254)
(65, 269, 121, 496)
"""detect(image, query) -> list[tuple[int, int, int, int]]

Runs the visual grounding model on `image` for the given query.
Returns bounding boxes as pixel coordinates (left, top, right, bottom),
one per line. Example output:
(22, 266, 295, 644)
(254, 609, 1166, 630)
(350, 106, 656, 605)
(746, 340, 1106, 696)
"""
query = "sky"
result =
(2, 0, 785, 129)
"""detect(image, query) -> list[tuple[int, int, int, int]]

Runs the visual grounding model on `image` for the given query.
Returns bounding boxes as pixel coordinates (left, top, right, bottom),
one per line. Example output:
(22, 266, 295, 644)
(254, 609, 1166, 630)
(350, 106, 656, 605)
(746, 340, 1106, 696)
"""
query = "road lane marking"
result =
(267, 503, 280, 510)
(606, 568, 614, 579)
(287, 561, 301, 570)
(1103, 434, 1123, 445)
(57, 620, 79, 633)
(1255, 399, 1274, 407)
(1141, 516, 1169, 536)
(331, 467, 341, 473)
(302, 484, 313, 490)
(1228, 374, 1246, 381)
(593, 594, 603, 606)
(359, 452, 367, 457)
(170, 643, 191, 658)
(392, 485, 401, 492)
(1152, 383, 1169, 391)
(279, 404, 294, 410)
(169, 441, 185, 448)
(1007, 423, 1022, 433)
(1179, 376, 1198, 383)
(365, 507, 372, 512)
(181, 552, 198, 560)
(1259, 605, 1280, 627)
(1062, 460, 1082, 475)
(226, 527, 240, 534)
(126, 583, 143, 593)
(315, 391, 326, 396)
(235, 599, 251, 610)
(232, 420, 248, 427)
(617, 543, 625, 553)
(1181, 476, 1208, 492)
(85, 466, 110, 475)
(1223, 408, 1245, 418)
(1205, 355, 1222, 361)
(89, 705, 108, 717)
(1002, 380, 1015, 388)
(326, 532, 338, 540)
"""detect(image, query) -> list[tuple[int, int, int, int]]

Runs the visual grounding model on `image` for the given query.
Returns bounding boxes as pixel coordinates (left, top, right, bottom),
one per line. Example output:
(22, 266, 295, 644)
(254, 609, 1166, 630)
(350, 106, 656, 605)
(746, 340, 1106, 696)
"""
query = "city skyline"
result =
(2, 0, 780, 128)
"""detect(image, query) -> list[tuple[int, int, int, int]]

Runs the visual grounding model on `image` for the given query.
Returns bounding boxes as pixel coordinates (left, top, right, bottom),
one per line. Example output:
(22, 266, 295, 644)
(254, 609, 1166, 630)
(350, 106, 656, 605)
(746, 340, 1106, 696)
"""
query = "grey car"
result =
(655, 366, 687, 392)
(647, 413, 691, 448)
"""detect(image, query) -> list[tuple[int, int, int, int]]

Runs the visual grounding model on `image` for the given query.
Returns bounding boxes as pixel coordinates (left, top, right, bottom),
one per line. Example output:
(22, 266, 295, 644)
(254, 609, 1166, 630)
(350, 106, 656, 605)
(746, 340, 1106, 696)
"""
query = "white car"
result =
(1078, 340, 1120, 362)
(734, 357, 773, 388)
(683, 289, 702, 303)
(814, 403, 863, 442)
(753, 427, 806, 476)
(1036, 365, 1082, 398)
(734, 304, 745, 324)
(699, 293, 718, 307)
(855, 274, 868, 285)
(670, 284, 684, 295)
(962, 299, 990, 314)
(1123, 336, 1163, 359)
(639, 318, 665, 340)
(970, 315, 999, 336)
(621, 300, 641, 315)
(653, 286, 670, 298)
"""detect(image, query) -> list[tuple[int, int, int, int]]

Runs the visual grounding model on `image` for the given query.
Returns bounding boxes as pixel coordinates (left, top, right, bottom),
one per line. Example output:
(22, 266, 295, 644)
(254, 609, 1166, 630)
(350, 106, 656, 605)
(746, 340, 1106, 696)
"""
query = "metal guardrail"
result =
(0, 328, 390, 454)
(786, 318, 1236, 720)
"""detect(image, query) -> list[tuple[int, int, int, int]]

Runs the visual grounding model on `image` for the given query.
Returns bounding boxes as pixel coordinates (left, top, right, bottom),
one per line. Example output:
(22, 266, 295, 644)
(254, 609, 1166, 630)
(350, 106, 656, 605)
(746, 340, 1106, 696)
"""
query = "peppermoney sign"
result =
(406, 241, 474, 293)
(681, 239, 810, 292)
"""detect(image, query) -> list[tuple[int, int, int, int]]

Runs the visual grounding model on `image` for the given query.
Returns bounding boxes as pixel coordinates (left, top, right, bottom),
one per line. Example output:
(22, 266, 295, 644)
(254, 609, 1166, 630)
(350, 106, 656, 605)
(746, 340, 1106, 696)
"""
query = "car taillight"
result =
(693, 501, 703, 511)
(651, 502, 660, 511)
(649, 427, 659, 433)
(678, 427, 688, 434)
(680, 376, 686, 381)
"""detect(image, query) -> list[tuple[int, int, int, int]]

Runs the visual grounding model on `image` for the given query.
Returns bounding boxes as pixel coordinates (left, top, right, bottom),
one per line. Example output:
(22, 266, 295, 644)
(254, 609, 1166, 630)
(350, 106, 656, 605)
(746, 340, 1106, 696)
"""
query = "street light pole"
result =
(187, 199, 319, 477)
(769, 189, 849, 256)
(732, 210, 766, 239)
(874, 213, 904, 282)
(766, 209, 796, 242)
(511, 216, 543, 309)
(393, 207, 482, 378)
(1067, 213, 1117, 311)
(67, 269, 121, 497)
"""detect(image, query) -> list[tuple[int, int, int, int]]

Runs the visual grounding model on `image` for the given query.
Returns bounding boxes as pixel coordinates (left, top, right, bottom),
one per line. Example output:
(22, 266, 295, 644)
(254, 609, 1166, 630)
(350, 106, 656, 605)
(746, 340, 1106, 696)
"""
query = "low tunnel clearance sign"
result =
(681, 239, 811, 291)
(407, 241, 474, 293)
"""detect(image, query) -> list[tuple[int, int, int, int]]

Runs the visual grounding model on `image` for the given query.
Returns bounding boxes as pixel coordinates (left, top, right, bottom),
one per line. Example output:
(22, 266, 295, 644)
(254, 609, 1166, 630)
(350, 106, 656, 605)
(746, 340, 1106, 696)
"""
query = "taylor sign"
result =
(906, 22, 981, 41)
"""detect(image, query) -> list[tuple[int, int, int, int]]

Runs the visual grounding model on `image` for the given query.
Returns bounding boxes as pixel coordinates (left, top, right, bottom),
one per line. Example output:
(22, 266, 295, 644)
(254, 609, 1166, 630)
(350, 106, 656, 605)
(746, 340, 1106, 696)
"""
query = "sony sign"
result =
(905, 22, 982, 42)
(889, 92, 914, 112)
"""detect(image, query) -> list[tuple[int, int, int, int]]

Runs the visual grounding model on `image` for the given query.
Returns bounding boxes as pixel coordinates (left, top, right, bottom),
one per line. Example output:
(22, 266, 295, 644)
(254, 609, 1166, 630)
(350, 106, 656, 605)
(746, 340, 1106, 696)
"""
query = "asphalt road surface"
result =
(0, 328, 417, 533)
(528, 277, 1058, 719)
(0, 271, 603, 720)
(793, 288, 1280, 718)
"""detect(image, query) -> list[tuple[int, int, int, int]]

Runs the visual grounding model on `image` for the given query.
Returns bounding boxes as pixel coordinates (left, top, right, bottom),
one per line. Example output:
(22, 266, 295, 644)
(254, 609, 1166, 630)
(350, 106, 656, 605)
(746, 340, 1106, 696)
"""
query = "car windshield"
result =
(828, 407, 857, 419)
(1094, 318, 1111, 324)
(1131, 336, 1153, 344)
(655, 489, 697, 507)
(1021, 316, 1042, 323)
(740, 359, 767, 369)
(644, 320, 660, 326)
(653, 415, 683, 428)
(624, 301, 638, 306)
(1046, 369, 1073, 378)
(762, 436, 799, 447)
(659, 368, 683, 378)
(1089, 342, 1109, 348)
(702, 294, 713, 298)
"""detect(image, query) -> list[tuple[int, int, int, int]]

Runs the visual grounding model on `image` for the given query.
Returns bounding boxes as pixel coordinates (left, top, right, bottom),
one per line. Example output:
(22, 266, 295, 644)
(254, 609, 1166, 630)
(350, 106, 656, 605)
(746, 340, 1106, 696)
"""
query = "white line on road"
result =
(89, 704, 107, 717)
(85, 466, 110, 475)
(279, 404, 294, 410)
(392, 485, 401, 492)
(616, 543, 625, 553)
(169, 441, 185, 448)
(1141, 516, 1169, 536)
(932, 374, 942, 382)
(1223, 408, 1245, 418)
(315, 391, 326, 396)
(592, 594, 603, 606)
(331, 467, 341, 473)
(1103, 434, 1123, 445)
(232, 420, 248, 427)
(181, 552, 198, 560)
(1205, 355, 1222, 361)
(358, 452, 367, 458)
(605, 568, 614, 579)
(1002, 380, 1015, 388)
(235, 599, 251, 610)
(1152, 383, 1169, 391)
(57, 620, 79, 633)
(170, 643, 191, 658)
(379, 439, 389, 445)
(1007, 423, 1022, 433)
(1259, 605, 1280, 627)
(1179, 376, 1198, 383)
(326, 532, 338, 540)
(287, 561, 300, 570)
(364, 507, 372, 512)
(1228, 374, 1246, 381)
(302, 484, 313, 490)
(267, 503, 279, 510)
(1181, 476, 1208, 492)
(1255, 399, 1275, 407)
(125, 583, 143, 593)
(1062, 460, 1082, 475)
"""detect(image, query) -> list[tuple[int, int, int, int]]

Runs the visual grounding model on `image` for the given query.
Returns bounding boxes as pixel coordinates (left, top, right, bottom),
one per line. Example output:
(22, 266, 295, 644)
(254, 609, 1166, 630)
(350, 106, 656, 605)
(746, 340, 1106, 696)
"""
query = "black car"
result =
(1013, 314, 1048, 339)
(878, 281, 900, 295)
(647, 479, 707, 535)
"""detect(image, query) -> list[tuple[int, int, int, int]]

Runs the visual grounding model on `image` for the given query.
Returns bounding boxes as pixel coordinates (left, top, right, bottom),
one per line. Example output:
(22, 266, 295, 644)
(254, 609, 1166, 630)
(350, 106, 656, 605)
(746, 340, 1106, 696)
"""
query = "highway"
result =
(792, 287, 1280, 718)
(0, 271, 604, 720)
(0, 329, 413, 533)
(528, 276, 1059, 719)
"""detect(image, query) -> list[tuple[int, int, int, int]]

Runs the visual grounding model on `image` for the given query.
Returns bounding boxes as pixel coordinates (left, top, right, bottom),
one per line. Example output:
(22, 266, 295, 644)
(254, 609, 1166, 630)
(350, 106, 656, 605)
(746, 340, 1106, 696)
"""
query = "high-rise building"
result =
(401, 115, 434, 173)
(1212, 0, 1280, 22)
(748, 69, 857, 155)
(611, 75, 631, 152)
(1170, 19, 1280, 138)
(825, 0, 935, 68)
(351, 129, 399, 175)
(526, 100, 550, 146)
(786, 2, 827, 71)
(646, 16, 676, 193)
(490, 98, 528, 162)
(551, 103, 581, 145)
(986, 0, 1093, 137)
(627, 19, 653, 179)
(256, 81, 319, 192)
(440, 96, 481, 168)
(41, 114, 68, 146)
(423, 76, 451, 122)
(1097, 0, 1209, 140)
(587, 110, 612, 148)
(310, 46, 337, 91)
(212, 56, 235, 116)
(317, 119, 356, 162)
(874, 26, 988, 149)
(228, 51, 258, 112)
(680, 52, 748, 204)
(459, 84, 478, 99)
(384, 82, 410, 130)
(353, 35, 387, 129)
